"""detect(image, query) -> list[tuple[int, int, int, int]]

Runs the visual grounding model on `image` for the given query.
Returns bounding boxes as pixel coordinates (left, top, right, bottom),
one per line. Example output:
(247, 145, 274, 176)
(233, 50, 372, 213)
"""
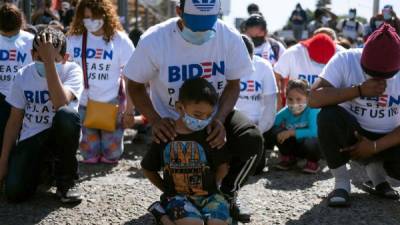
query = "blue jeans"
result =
(4, 106, 81, 202)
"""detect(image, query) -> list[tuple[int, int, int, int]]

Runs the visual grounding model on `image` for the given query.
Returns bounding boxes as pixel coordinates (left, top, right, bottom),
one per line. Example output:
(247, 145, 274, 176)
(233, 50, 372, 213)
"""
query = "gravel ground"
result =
(1, 132, 399, 225)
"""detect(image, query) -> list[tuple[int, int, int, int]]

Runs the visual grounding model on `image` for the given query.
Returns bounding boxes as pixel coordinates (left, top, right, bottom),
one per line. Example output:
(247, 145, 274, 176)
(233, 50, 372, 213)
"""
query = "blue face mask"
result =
(183, 113, 212, 131)
(179, 26, 216, 45)
(34, 61, 63, 78)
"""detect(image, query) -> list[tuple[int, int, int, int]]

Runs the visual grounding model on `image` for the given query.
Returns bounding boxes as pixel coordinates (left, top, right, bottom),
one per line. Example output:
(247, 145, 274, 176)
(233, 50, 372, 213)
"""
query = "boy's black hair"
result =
(244, 14, 267, 31)
(179, 78, 218, 106)
(0, 3, 23, 32)
(33, 26, 67, 57)
(242, 35, 254, 56)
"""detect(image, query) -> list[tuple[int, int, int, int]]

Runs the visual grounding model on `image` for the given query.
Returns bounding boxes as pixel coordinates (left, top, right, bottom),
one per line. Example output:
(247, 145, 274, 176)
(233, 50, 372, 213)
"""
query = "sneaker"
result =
(228, 192, 252, 223)
(303, 160, 320, 174)
(148, 201, 167, 223)
(275, 155, 297, 170)
(100, 156, 119, 164)
(56, 184, 83, 204)
(80, 156, 100, 164)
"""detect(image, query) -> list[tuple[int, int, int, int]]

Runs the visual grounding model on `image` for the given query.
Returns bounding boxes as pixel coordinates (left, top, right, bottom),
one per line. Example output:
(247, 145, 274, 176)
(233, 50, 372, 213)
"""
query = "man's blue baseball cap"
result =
(181, 0, 221, 32)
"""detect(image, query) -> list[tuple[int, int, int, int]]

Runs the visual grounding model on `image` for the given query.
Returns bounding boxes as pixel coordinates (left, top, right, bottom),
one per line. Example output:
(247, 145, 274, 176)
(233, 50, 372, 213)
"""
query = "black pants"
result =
(318, 106, 400, 180)
(220, 110, 263, 195)
(4, 106, 81, 202)
(0, 93, 11, 156)
(269, 126, 320, 161)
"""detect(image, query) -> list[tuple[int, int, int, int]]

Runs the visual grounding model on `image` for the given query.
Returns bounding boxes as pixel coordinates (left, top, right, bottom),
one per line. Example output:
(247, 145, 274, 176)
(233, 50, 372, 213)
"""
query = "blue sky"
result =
(223, 0, 400, 31)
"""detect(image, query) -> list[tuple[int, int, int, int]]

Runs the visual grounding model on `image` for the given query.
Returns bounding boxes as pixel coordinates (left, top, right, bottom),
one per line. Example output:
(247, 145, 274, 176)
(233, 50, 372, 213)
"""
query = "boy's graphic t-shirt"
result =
(274, 43, 344, 85)
(274, 106, 320, 140)
(0, 31, 34, 96)
(141, 130, 230, 197)
(123, 18, 254, 120)
(320, 49, 400, 133)
(67, 31, 135, 106)
(235, 55, 278, 124)
(6, 62, 83, 141)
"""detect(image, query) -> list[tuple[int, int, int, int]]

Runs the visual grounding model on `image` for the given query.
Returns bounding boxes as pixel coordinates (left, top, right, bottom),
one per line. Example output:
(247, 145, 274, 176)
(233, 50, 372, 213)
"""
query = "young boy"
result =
(0, 27, 83, 203)
(141, 78, 231, 225)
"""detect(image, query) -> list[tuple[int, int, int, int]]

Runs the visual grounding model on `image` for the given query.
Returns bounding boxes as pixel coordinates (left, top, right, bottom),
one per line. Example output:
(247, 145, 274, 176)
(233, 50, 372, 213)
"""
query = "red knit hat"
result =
(361, 23, 400, 79)
(301, 33, 336, 64)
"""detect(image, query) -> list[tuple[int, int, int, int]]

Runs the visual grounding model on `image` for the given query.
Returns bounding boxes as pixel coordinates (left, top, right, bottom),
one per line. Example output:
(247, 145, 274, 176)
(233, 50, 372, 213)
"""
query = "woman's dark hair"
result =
(0, 3, 24, 32)
(33, 26, 67, 57)
(286, 79, 310, 96)
(179, 78, 218, 106)
(241, 35, 254, 57)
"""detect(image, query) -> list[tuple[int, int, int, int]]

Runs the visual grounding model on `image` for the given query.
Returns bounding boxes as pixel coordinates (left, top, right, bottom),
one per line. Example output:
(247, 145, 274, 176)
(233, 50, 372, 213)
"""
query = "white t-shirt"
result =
(67, 31, 135, 106)
(337, 19, 364, 40)
(235, 56, 277, 126)
(320, 49, 400, 133)
(0, 31, 34, 96)
(123, 18, 254, 119)
(6, 62, 83, 141)
(254, 39, 286, 65)
(274, 43, 344, 85)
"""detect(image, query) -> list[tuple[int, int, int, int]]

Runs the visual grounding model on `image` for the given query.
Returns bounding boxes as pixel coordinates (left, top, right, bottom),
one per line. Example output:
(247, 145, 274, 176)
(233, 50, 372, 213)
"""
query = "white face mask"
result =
(287, 103, 307, 115)
(83, 18, 104, 33)
(349, 12, 356, 19)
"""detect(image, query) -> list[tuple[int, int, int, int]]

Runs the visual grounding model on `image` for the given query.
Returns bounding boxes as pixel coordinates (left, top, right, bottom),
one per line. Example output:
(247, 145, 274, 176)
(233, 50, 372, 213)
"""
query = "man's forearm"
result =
(376, 126, 400, 153)
(127, 80, 160, 124)
(215, 163, 229, 185)
(1, 115, 22, 162)
(45, 62, 70, 109)
(215, 80, 240, 123)
(309, 86, 359, 108)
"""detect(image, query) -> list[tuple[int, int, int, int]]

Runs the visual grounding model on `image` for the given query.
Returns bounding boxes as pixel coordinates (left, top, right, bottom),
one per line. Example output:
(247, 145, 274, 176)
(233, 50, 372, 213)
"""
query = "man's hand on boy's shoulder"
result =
(206, 119, 226, 150)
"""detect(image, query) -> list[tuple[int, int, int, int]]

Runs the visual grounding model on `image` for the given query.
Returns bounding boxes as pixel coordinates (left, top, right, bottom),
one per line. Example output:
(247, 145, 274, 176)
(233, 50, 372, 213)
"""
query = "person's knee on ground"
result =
(52, 106, 81, 140)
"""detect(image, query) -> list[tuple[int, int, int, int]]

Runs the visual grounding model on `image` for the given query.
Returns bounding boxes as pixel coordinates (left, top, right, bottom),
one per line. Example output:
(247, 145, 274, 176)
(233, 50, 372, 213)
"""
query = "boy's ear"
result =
(62, 53, 70, 63)
(175, 101, 185, 115)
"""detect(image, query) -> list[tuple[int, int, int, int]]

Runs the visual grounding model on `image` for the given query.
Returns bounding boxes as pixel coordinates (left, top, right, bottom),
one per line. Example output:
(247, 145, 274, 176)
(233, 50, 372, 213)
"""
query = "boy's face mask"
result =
(183, 112, 212, 131)
(34, 61, 63, 78)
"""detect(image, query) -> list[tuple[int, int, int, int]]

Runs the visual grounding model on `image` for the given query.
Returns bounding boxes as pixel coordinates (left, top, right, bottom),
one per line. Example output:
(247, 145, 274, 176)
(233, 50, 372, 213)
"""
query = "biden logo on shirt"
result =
(168, 61, 225, 82)
(0, 49, 28, 63)
(192, 0, 216, 12)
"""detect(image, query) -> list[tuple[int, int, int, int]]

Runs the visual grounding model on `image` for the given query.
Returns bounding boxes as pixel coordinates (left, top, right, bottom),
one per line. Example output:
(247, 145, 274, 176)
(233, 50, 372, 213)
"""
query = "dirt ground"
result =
(1, 132, 399, 225)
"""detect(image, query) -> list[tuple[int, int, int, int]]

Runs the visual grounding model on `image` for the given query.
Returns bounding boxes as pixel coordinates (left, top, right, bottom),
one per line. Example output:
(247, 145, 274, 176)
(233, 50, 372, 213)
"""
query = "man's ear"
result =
(176, 6, 183, 17)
